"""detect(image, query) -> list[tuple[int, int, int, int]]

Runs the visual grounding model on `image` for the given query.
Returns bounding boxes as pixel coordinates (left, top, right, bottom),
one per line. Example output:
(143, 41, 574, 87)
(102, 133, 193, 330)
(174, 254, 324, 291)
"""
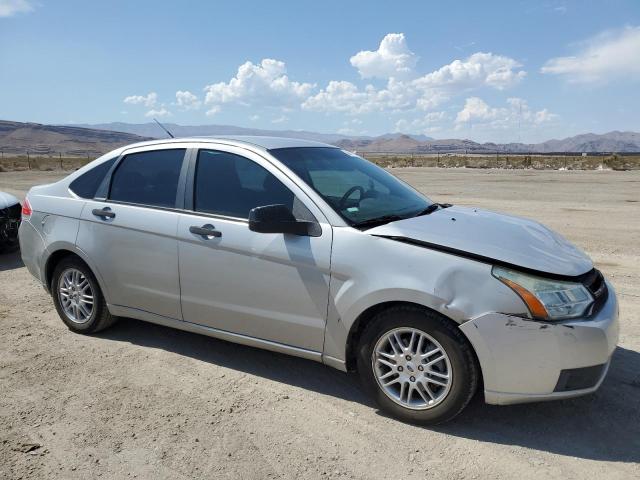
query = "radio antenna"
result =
(153, 118, 174, 138)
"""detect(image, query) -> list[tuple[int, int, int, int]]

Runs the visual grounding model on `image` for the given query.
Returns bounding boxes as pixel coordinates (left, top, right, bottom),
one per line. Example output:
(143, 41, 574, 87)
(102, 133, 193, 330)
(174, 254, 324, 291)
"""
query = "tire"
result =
(357, 305, 479, 425)
(51, 256, 118, 334)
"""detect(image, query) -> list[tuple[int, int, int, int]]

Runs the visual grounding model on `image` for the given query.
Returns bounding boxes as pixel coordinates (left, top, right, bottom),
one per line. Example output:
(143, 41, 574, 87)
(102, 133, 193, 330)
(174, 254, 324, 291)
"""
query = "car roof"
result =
(121, 135, 337, 152)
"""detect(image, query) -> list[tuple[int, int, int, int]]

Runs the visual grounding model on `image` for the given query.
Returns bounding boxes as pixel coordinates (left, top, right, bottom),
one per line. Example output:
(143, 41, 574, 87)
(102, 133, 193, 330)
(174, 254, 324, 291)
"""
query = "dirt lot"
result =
(1, 169, 639, 480)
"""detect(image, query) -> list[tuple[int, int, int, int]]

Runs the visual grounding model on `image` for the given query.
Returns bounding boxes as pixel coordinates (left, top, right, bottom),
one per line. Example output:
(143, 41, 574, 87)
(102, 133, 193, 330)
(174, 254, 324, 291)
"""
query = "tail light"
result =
(22, 198, 33, 218)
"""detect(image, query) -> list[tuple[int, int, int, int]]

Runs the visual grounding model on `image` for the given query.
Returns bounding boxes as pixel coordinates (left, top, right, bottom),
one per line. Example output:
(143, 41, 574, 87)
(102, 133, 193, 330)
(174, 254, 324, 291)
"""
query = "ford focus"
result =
(18, 137, 619, 424)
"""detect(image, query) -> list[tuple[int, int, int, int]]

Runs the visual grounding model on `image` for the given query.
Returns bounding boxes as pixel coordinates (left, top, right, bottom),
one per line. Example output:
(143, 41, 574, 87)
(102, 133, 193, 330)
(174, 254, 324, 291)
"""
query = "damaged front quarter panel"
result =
(373, 234, 532, 322)
(460, 313, 569, 397)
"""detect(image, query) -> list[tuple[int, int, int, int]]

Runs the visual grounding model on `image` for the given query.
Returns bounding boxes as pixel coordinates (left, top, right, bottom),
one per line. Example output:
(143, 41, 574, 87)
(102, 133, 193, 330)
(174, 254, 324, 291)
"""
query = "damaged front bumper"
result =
(459, 280, 619, 405)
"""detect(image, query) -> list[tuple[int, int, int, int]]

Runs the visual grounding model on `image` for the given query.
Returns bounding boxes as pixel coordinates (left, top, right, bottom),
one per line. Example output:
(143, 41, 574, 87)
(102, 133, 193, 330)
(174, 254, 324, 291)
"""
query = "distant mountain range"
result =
(334, 131, 640, 154)
(73, 122, 435, 145)
(71, 122, 640, 154)
(1, 120, 639, 156)
(0, 120, 149, 156)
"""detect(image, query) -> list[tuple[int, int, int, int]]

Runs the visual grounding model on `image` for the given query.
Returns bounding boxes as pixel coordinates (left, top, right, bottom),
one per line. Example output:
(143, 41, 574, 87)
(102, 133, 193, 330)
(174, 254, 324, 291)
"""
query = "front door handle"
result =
(189, 224, 222, 238)
(92, 207, 115, 219)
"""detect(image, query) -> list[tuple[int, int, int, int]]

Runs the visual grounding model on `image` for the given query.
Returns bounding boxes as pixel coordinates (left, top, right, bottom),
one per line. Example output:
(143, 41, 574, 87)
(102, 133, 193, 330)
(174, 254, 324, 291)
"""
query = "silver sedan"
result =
(18, 136, 619, 424)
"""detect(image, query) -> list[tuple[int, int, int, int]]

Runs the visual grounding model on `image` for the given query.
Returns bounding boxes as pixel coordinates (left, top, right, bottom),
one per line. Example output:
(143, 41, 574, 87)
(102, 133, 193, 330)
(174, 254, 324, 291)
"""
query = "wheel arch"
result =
(344, 300, 483, 386)
(43, 246, 112, 304)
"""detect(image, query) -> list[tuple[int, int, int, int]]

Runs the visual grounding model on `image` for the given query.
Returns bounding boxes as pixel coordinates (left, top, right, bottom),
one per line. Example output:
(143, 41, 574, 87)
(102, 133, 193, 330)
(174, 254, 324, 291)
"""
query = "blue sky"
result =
(1, 0, 639, 142)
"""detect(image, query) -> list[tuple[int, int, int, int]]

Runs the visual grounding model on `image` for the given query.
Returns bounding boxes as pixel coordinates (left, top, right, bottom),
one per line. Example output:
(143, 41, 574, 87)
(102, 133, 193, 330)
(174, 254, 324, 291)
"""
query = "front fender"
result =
(321, 228, 527, 369)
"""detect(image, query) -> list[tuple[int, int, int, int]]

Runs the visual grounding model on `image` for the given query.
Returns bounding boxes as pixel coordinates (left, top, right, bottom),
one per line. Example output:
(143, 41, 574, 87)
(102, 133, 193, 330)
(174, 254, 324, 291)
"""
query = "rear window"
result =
(109, 149, 185, 208)
(69, 157, 117, 199)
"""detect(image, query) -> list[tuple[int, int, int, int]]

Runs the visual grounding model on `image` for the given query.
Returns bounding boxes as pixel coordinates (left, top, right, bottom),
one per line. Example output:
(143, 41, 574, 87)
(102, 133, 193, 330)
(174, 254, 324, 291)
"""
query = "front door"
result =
(177, 147, 332, 352)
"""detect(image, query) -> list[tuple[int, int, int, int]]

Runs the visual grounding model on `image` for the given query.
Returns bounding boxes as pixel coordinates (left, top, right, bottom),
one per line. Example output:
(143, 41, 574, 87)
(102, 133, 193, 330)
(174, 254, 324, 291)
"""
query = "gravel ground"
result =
(1, 169, 639, 480)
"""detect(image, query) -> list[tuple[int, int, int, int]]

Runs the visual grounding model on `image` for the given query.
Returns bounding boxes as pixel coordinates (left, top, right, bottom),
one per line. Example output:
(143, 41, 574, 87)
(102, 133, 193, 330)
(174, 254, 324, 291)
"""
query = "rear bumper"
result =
(459, 281, 619, 405)
(18, 219, 46, 284)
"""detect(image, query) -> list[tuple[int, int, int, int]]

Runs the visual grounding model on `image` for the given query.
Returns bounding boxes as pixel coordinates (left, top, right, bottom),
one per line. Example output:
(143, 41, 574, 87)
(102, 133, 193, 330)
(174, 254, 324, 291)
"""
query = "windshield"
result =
(270, 147, 432, 227)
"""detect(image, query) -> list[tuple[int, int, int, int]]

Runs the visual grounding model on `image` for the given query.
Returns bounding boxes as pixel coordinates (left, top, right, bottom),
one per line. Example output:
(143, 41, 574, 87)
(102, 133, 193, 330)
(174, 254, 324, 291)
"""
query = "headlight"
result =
(492, 266, 593, 320)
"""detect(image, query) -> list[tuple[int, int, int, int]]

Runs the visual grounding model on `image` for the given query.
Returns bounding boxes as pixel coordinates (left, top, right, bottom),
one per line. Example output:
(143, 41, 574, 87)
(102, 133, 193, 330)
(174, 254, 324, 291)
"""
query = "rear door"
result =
(177, 145, 332, 352)
(76, 145, 188, 319)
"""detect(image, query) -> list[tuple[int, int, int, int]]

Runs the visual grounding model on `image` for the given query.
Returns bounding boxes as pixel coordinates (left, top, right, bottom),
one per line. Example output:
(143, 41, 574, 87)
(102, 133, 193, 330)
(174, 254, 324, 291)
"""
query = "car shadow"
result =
(97, 318, 371, 406)
(0, 249, 24, 272)
(98, 319, 640, 463)
(435, 346, 640, 463)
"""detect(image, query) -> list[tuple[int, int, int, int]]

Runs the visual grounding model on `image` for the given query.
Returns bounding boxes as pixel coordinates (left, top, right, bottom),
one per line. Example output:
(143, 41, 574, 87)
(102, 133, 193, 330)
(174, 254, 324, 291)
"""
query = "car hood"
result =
(0, 191, 20, 210)
(368, 206, 593, 277)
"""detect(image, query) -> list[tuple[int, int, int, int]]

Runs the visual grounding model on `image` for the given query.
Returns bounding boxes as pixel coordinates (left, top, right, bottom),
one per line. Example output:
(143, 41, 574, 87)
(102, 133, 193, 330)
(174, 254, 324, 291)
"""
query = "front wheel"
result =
(51, 257, 118, 333)
(357, 305, 479, 425)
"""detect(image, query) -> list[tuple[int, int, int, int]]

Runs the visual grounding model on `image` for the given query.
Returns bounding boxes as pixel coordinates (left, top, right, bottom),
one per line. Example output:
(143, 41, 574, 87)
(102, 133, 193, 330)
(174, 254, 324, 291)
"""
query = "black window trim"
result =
(186, 147, 314, 224)
(89, 143, 329, 227)
(94, 147, 190, 211)
(183, 148, 250, 223)
(68, 155, 119, 200)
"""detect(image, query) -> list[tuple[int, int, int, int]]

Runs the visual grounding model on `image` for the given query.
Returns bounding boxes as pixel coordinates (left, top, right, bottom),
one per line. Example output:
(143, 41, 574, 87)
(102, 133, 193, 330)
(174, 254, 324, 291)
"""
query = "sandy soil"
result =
(1, 169, 639, 480)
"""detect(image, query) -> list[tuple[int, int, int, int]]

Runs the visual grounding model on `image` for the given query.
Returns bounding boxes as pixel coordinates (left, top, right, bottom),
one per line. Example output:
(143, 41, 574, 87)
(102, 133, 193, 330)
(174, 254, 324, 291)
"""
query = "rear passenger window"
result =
(194, 150, 297, 219)
(69, 157, 117, 199)
(109, 149, 185, 208)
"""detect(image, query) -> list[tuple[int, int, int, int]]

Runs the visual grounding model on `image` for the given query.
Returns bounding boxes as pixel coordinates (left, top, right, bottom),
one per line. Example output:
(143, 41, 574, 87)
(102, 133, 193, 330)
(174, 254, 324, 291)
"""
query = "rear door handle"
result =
(189, 224, 222, 238)
(92, 207, 116, 219)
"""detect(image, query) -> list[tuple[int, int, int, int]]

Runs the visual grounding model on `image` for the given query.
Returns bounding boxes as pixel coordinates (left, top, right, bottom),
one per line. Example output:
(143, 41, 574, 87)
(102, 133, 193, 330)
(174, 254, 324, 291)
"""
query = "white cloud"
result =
(303, 79, 423, 114)
(124, 92, 158, 108)
(542, 26, 640, 83)
(203, 59, 315, 112)
(304, 51, 524, 115)
(350, 33, 418, 79)
(154, 33, 529, 136)
(145, 107, 171, 118)
(415, 90, 450, 111)
(395, 111, 448, 134)
(302, 81, 374, 114)
(456, 97, 495, 123)
(0, 0, 33, 17)
(416, 52, 526, 90)
(271, 115, 288, 124)
(205, 105, 220, 116)
(455, 97, 557, 127)
(534, 108, 555, 123)
(175, 90, 201, 110)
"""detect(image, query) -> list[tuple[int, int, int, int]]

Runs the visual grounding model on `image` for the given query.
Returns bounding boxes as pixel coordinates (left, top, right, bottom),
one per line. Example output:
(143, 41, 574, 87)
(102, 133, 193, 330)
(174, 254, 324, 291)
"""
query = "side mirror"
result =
(249, 204, 318, 236)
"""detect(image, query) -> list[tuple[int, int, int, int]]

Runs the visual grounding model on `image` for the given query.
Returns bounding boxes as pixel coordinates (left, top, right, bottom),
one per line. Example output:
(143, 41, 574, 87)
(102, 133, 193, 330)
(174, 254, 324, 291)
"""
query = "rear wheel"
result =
(51, 257, 117, 333)
(357, 305, 479, 425)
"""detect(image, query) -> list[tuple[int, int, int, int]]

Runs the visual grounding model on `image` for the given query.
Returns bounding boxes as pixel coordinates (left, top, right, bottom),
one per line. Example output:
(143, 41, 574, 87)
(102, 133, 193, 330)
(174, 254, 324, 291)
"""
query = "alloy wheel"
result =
(58, 268, 94, 324)
(372, 327, 452, 410)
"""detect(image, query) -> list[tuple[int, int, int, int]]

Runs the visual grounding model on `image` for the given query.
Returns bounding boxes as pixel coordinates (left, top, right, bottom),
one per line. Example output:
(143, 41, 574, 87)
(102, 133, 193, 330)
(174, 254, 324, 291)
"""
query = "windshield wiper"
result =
(352, 203, 452, 230)
(413, 203, 452, 217)
(352, 214, 406, 230)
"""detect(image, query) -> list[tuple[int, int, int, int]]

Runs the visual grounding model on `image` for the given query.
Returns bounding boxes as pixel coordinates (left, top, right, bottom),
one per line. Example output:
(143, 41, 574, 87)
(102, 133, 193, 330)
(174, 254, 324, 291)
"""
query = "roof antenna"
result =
(153, 118, 174, 138)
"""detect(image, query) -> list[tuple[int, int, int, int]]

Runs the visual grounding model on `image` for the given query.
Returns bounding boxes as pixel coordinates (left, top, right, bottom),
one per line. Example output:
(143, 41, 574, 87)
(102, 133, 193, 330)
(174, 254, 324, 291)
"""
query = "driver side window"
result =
(194, 149, 315, 221)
